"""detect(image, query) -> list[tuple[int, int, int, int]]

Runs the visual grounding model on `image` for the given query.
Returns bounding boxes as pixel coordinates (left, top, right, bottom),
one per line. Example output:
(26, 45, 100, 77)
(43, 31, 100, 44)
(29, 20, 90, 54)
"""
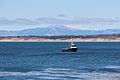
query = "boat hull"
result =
(62, 48, 77, 52)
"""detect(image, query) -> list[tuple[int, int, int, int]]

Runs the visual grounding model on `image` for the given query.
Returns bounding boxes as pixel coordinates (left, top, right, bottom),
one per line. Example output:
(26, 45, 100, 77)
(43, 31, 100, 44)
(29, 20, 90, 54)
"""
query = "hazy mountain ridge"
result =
(0, 25, 120, 36)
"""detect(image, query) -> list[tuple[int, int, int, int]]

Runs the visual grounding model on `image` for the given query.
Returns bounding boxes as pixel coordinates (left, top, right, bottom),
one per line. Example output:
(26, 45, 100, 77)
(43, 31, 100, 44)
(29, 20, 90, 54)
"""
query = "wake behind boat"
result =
(62, 42, 77, 52)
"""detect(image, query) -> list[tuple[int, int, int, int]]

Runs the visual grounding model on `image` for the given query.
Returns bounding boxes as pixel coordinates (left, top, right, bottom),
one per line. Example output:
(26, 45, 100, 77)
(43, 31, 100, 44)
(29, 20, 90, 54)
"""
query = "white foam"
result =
(105, 66, 120, 69)
(45, 67, 71, 71)
(38, 76, 64, 80)
(0, 71, 48, 76)
(0, 67, 120, 80)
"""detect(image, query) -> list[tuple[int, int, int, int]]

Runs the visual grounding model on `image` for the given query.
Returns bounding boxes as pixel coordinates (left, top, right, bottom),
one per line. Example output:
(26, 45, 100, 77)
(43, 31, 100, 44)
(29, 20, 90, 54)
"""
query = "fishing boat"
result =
(62, 42, 77, 52)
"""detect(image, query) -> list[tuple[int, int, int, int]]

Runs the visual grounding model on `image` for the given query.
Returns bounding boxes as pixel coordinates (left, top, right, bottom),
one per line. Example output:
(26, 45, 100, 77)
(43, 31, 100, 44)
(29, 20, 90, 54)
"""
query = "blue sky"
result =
(0, 0, 120, 18)
(0, 0, 120, 30)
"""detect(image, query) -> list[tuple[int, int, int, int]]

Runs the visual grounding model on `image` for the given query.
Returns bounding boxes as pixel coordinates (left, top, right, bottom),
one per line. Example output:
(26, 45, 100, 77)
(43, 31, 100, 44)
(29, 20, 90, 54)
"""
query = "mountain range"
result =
(0, 25, 120, 36)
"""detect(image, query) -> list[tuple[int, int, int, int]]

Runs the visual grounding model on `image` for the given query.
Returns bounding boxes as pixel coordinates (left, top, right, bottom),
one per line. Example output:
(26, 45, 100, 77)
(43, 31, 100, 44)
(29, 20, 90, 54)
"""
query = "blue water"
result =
(0, 42, 120, 80)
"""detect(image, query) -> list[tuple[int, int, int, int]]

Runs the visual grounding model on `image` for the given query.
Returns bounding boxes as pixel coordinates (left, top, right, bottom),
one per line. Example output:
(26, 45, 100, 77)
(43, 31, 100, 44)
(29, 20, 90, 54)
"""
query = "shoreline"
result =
(0, 37, 120, 42)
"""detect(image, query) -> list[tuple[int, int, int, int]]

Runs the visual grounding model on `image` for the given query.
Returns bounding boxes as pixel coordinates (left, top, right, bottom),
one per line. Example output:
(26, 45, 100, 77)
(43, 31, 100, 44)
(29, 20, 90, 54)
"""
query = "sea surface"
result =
(0, 42, 120, 80)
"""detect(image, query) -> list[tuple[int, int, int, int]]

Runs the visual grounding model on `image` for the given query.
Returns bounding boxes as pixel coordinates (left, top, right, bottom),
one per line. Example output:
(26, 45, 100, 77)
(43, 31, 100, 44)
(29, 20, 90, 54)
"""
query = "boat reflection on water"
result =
(62, 42, 77, 52)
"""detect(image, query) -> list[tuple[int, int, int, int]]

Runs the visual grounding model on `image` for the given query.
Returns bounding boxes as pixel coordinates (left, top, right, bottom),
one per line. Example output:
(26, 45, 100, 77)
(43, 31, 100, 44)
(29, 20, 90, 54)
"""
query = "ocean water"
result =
(0, 42, 120, 80)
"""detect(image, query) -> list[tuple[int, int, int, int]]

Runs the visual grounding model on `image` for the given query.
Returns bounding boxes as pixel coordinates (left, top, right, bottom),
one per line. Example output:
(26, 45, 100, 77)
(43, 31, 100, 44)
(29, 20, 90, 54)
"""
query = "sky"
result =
(0, 0, 120, 30)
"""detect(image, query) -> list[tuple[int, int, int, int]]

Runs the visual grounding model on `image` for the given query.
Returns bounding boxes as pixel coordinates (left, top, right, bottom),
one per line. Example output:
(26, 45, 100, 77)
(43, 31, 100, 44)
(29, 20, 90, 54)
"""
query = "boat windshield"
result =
(71, 42, 76, 47)
(71, 44, 76, 47)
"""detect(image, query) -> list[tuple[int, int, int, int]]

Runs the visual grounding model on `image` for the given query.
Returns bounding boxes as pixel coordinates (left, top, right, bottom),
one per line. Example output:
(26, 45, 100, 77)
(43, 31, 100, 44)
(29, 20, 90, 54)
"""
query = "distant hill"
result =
(0, 25, 120, 36)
